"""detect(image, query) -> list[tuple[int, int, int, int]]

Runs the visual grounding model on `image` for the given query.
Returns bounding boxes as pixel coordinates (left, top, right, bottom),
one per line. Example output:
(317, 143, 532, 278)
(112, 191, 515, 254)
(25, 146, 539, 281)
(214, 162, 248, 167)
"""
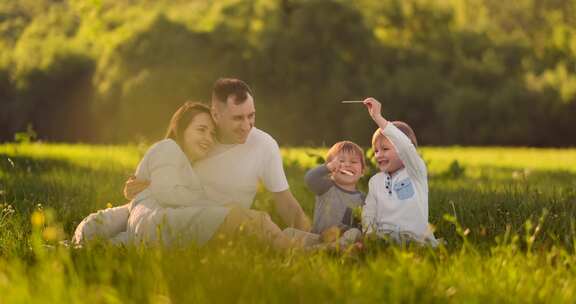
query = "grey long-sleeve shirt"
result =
(304, 165, 365, 234)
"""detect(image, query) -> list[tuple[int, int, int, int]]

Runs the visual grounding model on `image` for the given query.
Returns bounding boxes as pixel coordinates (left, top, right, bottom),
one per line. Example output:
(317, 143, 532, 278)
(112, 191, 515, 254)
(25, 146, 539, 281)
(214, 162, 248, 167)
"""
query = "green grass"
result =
(1, 143, 576, 303)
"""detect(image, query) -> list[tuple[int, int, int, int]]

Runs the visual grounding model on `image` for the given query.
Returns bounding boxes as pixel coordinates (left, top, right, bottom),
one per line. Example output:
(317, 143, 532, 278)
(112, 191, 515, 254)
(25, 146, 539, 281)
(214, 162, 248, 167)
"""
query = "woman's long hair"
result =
(165, 101, 212, 147)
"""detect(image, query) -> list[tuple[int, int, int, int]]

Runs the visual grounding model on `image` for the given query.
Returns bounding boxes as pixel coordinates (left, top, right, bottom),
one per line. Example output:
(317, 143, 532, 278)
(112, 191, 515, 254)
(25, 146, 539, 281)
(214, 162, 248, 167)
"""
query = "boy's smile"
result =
(374, 137, 404, 174)
(332, 152, 363, 190)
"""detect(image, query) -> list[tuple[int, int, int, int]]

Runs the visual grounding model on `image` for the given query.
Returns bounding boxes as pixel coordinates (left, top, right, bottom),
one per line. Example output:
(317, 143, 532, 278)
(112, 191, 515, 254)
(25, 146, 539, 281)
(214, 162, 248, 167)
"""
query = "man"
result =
(73, 78, 310, 245)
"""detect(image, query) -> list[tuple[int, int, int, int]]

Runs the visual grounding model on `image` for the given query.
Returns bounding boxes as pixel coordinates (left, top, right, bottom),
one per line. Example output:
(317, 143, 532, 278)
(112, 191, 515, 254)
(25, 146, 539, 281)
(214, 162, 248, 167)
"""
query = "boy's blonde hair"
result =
(326, 141, 366, 170)
(372, 121, 418, 149)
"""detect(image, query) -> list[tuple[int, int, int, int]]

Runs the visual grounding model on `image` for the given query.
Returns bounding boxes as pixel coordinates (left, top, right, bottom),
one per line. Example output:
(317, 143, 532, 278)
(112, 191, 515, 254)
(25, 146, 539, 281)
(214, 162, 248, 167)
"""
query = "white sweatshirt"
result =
(362, 123, 435, 242)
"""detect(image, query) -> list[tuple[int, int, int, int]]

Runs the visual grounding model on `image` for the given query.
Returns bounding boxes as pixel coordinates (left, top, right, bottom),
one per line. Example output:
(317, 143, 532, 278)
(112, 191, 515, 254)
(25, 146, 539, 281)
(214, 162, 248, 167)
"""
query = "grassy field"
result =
(1, 143, 576, 303)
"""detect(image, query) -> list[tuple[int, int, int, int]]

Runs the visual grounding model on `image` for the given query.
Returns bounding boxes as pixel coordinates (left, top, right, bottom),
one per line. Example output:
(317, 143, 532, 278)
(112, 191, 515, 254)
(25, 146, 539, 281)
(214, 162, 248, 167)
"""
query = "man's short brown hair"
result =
(372, 121, 418, 148)
(212, 78, 253, 105)
(326, 141, 366, 170)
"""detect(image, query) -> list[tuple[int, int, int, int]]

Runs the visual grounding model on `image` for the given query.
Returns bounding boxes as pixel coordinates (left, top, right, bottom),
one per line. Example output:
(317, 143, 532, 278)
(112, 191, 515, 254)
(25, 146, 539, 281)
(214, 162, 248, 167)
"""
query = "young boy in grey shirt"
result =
(304, 141, 366, 241)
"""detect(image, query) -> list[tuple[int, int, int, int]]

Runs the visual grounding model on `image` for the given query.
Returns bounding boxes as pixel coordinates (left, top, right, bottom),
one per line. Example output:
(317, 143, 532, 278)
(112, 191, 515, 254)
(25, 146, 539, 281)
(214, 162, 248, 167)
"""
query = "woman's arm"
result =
(146, 140, 206, 207)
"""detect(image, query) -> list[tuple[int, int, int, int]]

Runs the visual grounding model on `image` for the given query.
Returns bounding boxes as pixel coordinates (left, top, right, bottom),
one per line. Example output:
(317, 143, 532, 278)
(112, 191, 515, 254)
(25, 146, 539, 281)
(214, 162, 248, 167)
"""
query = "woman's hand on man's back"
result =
(123, 175, 151, 200)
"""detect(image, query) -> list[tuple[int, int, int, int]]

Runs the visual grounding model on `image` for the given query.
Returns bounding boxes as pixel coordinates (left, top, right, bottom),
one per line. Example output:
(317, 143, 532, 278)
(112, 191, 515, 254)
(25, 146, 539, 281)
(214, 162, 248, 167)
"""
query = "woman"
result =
(125, 101, 226, 245)
(73, 102, 303, 248)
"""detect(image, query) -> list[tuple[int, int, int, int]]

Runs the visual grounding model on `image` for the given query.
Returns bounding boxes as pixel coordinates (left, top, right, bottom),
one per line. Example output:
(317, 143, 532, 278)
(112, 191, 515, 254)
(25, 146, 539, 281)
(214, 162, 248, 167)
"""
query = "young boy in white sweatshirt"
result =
(361, 97, 437, 245)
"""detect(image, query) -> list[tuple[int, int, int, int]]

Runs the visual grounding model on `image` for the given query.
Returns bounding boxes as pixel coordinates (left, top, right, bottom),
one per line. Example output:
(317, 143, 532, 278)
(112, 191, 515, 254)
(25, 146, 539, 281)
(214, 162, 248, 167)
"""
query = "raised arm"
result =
(380, 124, 426, 180)
(304, 164, 334, 195)
(362, 97, 426, 180)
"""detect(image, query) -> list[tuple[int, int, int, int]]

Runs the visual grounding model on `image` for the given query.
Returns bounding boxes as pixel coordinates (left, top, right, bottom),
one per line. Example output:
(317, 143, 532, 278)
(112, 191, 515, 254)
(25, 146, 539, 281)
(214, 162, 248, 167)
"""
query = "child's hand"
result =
(363, 97, 383, 120)
(326, 156, 341, 173)
(363, 97, 388, 129)
(321, 226, 341, 242)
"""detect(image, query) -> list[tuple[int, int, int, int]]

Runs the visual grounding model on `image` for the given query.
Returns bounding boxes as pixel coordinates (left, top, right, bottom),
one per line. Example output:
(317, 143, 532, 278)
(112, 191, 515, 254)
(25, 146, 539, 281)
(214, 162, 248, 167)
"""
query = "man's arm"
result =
(271, 190, 311, 231)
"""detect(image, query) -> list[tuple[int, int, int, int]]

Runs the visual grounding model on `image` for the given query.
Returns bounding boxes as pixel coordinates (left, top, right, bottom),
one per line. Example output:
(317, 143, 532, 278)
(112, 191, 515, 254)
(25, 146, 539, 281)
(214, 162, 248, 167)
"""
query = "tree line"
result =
(1, 0, 575, 146)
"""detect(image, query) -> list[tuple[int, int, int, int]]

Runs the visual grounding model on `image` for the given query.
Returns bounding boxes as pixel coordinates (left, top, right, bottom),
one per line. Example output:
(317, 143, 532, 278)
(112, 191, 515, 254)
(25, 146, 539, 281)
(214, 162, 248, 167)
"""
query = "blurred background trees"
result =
(1, 0, 575, 146)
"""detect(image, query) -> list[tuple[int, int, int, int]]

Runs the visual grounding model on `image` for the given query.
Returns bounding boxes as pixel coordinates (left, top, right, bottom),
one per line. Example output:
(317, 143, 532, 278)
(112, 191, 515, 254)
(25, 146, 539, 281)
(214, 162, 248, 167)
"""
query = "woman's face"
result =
(182, 112, 216, 161)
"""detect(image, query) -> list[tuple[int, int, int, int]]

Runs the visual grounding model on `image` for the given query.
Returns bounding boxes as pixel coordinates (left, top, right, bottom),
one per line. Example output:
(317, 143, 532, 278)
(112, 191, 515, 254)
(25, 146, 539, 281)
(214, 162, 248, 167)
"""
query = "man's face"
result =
(212, 93, 255, 144)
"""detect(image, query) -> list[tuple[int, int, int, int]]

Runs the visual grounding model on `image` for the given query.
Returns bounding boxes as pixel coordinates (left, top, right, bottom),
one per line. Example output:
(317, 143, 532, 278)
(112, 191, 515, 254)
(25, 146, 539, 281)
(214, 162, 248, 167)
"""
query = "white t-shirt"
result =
(193, 127, 289, 209)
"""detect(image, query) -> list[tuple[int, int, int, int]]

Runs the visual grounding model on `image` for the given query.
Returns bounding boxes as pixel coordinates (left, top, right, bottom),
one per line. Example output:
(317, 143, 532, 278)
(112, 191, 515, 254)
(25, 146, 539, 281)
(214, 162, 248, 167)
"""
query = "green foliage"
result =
(1, 0, 576, 145)
(442, 159, 466, 179)
(13, 123, 37, 143)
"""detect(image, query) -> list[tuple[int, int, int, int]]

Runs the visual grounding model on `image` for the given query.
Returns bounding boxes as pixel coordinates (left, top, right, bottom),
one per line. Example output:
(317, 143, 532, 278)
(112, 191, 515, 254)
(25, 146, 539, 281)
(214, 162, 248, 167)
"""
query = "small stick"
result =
(341, 100, 364, 104)
(340, 169, 354, 176)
